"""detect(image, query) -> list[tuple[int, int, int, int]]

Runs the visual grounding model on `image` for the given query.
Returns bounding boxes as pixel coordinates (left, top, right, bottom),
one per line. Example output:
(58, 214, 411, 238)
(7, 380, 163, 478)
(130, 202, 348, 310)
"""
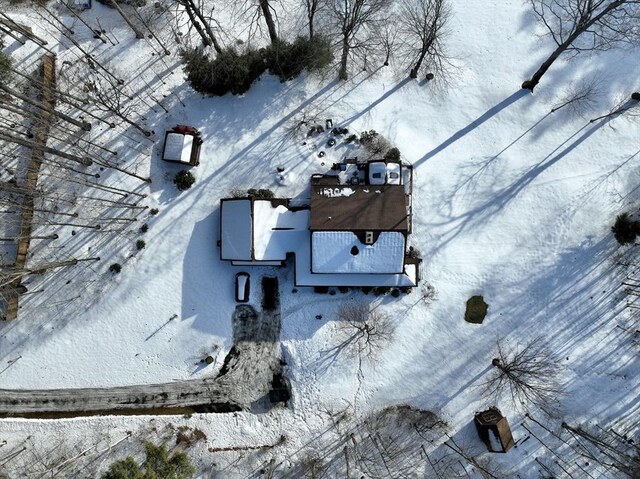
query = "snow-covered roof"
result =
(220, 199, 253, 260)
(162, 132, 194, 164)
(252, 201, 309, 261)
(311, 231, 405, 274)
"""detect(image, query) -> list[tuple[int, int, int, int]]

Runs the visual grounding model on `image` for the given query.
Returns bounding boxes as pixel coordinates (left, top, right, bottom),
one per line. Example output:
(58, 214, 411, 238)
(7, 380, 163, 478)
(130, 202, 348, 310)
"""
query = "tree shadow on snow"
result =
(413, 89, 530, 167)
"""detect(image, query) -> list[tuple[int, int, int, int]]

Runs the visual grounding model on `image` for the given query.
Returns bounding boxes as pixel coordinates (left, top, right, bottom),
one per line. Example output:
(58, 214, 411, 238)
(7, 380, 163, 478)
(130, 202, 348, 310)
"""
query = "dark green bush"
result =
(174, 170, 195, 191)
(109, 263, 122, 274)
(384, 147, 401, 162)
(373, 286, 391, 296)
(136, 239, 146, 250)
(265, 36, 333, 82)
(247, 188, 274, 199)
(182, 47, 266, 96)
(139, 223, 149, 233)
(183, 36, 332, 96)
(102, 441, 194, 479)
(149, 208, 159, 215)
(612, 213, 640, 245)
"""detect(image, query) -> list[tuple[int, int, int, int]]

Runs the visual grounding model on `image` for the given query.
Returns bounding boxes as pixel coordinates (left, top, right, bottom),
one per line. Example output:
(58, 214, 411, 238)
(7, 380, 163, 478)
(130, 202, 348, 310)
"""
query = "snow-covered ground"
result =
(1, 0, 639, 477)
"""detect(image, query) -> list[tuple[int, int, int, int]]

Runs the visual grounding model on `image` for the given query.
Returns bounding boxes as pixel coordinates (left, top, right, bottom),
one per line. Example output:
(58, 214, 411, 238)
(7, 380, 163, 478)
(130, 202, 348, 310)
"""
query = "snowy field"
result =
(0, 0, 639, 477)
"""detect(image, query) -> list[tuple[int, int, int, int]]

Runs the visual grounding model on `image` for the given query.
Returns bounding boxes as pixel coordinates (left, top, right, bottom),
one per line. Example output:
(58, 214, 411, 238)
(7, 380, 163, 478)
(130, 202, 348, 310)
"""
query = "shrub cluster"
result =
(95, 0, 146, 7)
(183, 47, 265, 96)
(612, 212, 640, 245)
(247, 188, 274, 199)
(265, 36, 333, 81)
(174, 170, 195, 191)
(183, 36, 332, 96)
(384, 147, 401, 162)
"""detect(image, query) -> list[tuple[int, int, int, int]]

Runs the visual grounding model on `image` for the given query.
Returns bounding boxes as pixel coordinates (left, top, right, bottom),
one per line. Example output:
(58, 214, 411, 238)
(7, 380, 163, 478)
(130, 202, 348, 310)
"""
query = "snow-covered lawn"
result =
(0, 0, 639, 476)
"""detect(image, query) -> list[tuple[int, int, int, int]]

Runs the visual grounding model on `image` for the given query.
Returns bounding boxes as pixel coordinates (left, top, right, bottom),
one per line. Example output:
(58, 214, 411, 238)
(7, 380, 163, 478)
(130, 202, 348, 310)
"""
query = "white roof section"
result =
(163, 132, 193, 164)
(253, 201, 309, 261)
(312, 231, 405, 274)
(220, 199, 253, 260)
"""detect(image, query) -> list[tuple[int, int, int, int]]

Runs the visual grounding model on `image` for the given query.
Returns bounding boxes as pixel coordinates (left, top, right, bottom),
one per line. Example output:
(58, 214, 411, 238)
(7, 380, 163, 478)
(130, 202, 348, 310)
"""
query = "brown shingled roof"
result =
(310, 184, 408, 232)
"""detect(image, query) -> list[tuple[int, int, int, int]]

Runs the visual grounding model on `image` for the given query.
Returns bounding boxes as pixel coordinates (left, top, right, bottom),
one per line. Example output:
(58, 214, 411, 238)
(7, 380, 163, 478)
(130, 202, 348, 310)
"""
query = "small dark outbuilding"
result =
(474, 409, 514, 453)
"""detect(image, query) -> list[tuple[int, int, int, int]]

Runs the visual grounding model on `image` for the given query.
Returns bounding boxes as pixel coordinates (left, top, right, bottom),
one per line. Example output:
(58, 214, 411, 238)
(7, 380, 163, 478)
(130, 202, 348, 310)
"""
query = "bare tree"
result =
(110, 0, 146, 39)
(335, 303, 395, 359)
(398, 0, 451, 79)
(522, 0, 640, 91)
(328, 0, 391, 80)
(483, 336, 564, 413)
(562, 422, 640, 477)
(304, 0, 322, 38)
(259, 0, 280, 43)
(175, 0, 224, 52)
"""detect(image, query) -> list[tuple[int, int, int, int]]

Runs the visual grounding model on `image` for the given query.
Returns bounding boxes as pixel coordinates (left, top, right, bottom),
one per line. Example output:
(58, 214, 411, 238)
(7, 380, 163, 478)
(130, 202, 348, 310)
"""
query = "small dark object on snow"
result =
(261, 276, 279, 311)
(612, 212, 640, 245)
(425, 73, 435, 80)
(205, 355, 214, 365)
(109, 263, 122, 274)
(277, 166, 285, 172)
(315, 314, 323, 320)
(327, 138, 336, 147)
(318, 151, 325, 158)
(465, 296, 488, 324)
(632, 92, 640, 101)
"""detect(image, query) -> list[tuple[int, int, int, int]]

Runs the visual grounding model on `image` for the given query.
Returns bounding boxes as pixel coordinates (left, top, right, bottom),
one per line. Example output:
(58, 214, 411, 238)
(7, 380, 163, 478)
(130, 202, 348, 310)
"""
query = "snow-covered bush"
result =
(360, 130, 392, 157)
(174, 170, 195, 191)
(612, 213, 639, 245)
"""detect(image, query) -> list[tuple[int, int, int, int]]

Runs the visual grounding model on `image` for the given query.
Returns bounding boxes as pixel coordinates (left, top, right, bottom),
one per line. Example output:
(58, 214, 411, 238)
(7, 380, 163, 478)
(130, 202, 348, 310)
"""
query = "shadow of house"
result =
(181, 209, 233, 335)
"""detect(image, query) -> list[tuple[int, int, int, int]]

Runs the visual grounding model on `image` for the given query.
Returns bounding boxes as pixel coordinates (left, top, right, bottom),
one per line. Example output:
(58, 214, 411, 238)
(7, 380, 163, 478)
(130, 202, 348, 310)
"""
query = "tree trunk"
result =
(0, 84, 91, 131)
(0, 131, 92, 166)
(307, 0, 317, 39)
(110, 0, 145, 39)
(339, 35, 350, 81)
(259, 0, 279, 43)
(186, 0, 223, 53)
(410, 48, 428, 79)
(182, 1, 210, 48)
(522, 0, 626, 91)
